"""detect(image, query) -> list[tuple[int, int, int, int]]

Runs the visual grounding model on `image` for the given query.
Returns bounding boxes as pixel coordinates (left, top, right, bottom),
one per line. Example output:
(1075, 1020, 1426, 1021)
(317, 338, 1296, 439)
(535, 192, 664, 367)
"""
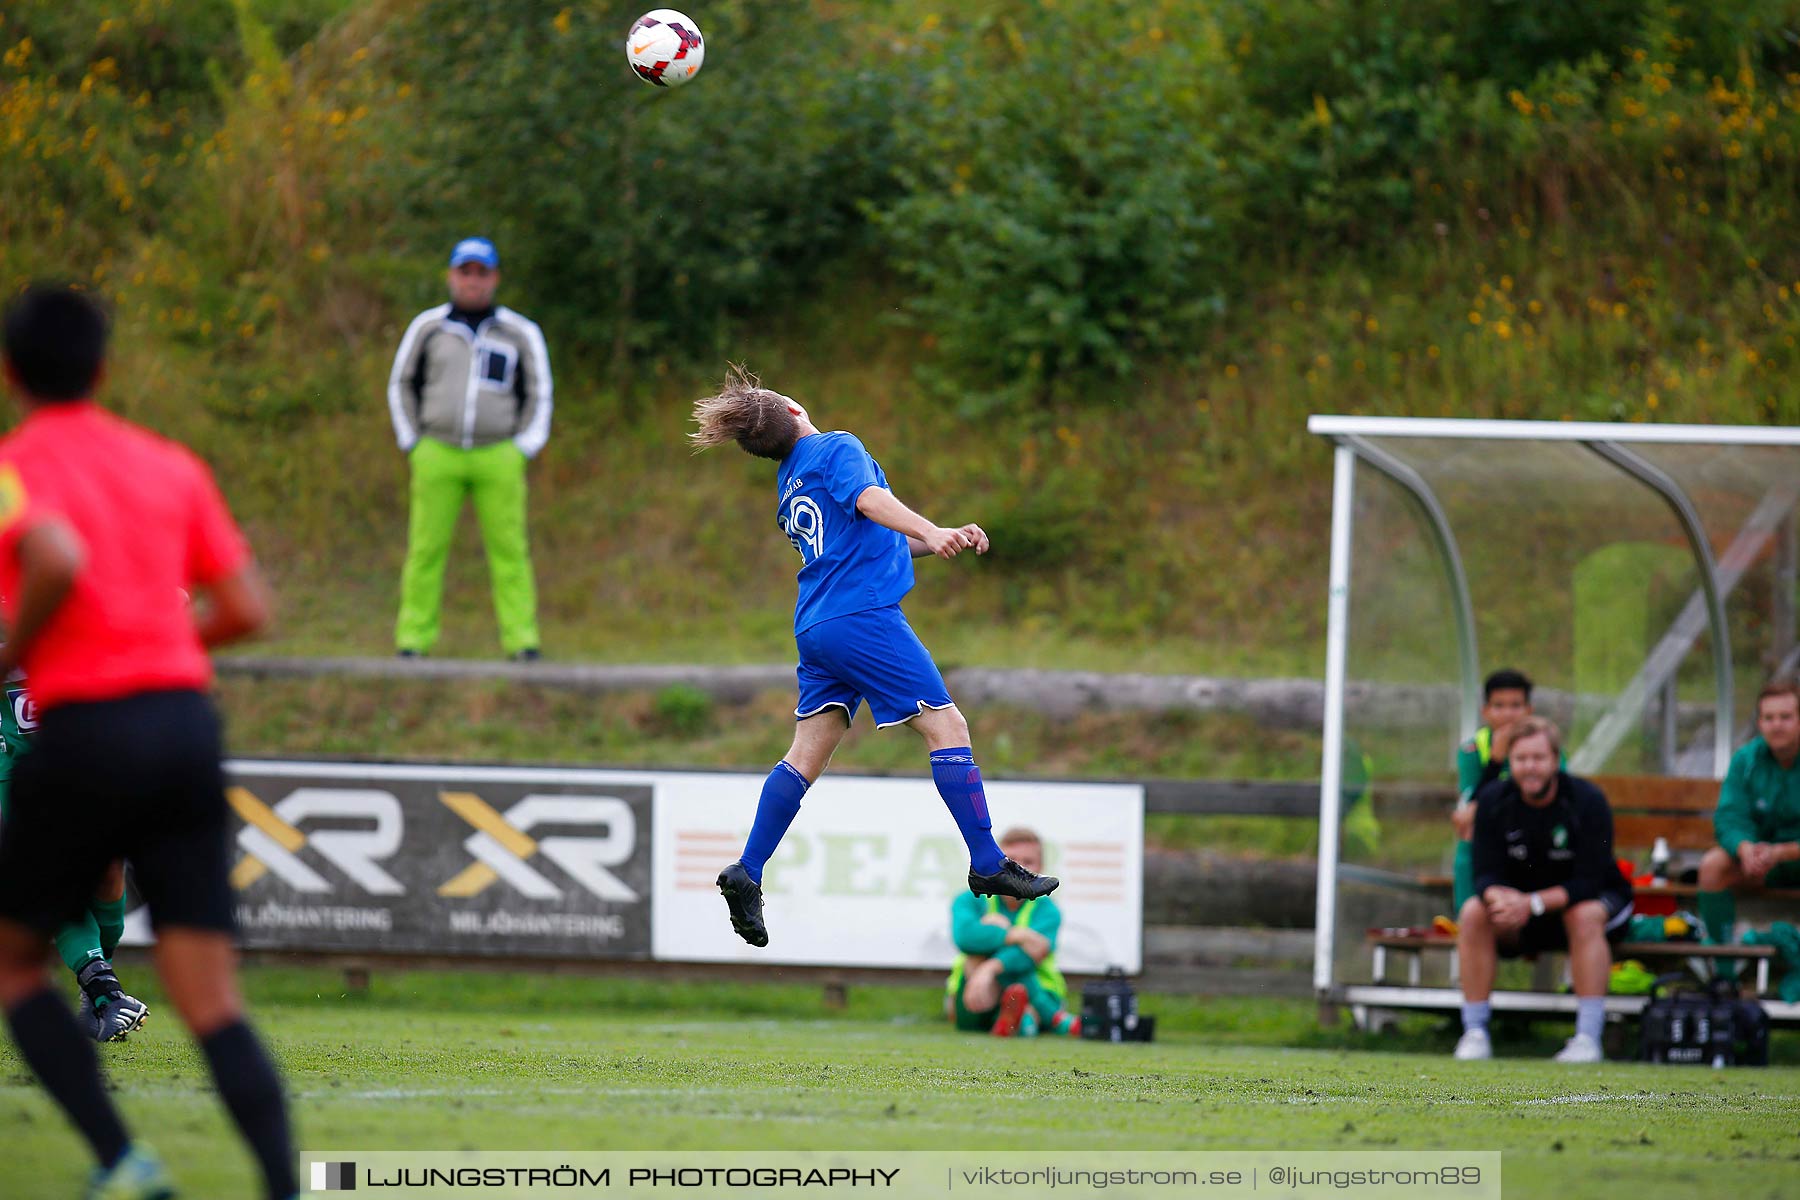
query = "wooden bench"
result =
(1600, 773, 1737, 858)
(1366, 931, 1778, 995)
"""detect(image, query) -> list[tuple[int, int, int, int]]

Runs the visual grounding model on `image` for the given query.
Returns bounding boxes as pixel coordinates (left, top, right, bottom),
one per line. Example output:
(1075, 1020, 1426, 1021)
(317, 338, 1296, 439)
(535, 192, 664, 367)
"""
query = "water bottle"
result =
(1651, 837, 1671, 885)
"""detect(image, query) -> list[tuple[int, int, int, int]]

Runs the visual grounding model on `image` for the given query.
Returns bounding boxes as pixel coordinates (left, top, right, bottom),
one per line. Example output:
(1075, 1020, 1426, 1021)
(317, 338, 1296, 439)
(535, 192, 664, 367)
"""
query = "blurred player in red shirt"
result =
(0, 284, 294, 1200)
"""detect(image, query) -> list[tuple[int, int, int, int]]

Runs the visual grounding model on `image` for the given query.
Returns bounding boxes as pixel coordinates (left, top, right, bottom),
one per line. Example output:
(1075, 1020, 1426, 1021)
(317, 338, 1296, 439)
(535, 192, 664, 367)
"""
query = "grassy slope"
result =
(0, 970, 1795, 1198)
(192, 318, 1336, 679)
(15, 6, 1800, 787)
(186, 208, 1799, 683)
(115, 10, 1794, 682)
(17, 4, 1800, 690)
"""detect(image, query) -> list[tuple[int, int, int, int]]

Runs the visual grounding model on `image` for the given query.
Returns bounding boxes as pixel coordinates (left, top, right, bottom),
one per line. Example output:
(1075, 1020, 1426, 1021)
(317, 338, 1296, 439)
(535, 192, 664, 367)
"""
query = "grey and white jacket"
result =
(386, 304, 553, 457)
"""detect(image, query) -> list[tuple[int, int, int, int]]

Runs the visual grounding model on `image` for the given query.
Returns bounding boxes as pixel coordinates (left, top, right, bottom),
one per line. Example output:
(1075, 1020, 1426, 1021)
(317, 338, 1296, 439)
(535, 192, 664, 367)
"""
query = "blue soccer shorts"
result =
(794, 606, 955, 729)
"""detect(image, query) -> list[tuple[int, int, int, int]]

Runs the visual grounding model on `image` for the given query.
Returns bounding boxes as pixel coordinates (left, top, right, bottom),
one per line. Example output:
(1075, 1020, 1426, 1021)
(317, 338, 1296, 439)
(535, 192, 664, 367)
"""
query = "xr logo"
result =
(228, 787, 406, 895)
(437, 792, 640, 902)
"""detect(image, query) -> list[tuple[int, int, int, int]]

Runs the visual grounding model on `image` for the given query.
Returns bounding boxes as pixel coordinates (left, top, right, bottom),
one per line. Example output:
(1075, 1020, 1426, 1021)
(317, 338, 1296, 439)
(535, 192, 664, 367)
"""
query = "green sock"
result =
(90, 895, 126, 960)
(1049, 1011, 1080, 1036)
(1452, 840, 1475, 914)
(1696, 889, 1736, 945)
(1697, 889, 1738, 979)
(1022, 977, 1063, 1025)
(53, 915, 105, 977)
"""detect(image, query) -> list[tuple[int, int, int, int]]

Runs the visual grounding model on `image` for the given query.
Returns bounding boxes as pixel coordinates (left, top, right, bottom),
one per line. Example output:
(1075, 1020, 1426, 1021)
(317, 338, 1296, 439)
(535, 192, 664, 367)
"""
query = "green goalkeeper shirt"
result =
(1456, 726, 1499, 803)
(1714, 735, 1800, 856)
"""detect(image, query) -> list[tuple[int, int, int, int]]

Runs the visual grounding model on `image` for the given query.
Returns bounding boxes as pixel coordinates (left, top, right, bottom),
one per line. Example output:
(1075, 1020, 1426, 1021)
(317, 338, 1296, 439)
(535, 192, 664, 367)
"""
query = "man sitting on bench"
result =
(1697, 678, 1800, 969)
(1455, 716, 1633, 1063)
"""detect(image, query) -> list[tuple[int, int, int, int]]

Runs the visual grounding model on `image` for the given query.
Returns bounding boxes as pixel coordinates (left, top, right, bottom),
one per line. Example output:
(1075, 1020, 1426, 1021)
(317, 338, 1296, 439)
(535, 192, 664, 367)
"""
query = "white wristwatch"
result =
(1528, 892, 1546, 917)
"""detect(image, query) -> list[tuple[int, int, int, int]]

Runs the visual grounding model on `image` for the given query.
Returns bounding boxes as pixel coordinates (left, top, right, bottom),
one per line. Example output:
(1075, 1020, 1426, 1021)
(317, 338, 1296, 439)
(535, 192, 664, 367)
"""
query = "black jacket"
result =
(1470, 771, 1630, 903)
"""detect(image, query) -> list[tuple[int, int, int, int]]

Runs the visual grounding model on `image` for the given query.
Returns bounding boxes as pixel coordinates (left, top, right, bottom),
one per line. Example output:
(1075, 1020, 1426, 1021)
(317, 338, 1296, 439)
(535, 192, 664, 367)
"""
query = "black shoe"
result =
(396, 648, 421, 659)
(717, 862, 768, 947)
(968, 858, 1060, 900)
(94, 993, 150, 1042)
(75, 959, 149, 1042)
(512, 647, 542, 662)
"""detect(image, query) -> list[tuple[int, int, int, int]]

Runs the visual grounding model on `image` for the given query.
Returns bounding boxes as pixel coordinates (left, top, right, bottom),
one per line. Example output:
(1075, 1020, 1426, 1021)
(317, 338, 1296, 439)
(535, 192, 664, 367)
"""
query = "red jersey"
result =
(0, 403, 251, 709)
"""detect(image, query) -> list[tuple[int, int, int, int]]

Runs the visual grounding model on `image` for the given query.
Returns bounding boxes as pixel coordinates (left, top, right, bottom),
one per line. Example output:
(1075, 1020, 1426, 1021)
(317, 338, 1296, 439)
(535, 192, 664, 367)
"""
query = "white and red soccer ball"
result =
(626, 9, 705, 88)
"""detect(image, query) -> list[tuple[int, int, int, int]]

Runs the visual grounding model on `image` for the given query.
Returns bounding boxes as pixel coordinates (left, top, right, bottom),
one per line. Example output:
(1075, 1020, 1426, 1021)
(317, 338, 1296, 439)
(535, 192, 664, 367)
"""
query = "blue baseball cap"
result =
(449, 236, 500, 269)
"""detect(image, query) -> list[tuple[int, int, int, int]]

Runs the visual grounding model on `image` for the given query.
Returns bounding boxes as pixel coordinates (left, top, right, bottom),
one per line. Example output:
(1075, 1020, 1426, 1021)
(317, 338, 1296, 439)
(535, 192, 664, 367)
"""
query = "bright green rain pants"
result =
(395, 437, 540, 655)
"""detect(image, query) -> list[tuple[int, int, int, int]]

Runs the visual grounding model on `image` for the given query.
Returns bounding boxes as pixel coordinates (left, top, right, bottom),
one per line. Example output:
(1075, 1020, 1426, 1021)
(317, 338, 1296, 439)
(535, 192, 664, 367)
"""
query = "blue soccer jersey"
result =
(777, 432, 914, 634)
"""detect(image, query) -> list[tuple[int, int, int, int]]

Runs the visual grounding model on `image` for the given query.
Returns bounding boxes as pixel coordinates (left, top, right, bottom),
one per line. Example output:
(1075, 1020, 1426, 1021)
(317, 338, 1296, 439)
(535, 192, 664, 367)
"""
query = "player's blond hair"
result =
(689, 363, 801, 460)
(1508, 715, 1563, 759)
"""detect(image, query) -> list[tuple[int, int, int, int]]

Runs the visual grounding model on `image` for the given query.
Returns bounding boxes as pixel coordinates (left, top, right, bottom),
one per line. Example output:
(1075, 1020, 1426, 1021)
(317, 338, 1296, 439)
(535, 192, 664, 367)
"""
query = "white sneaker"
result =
(1552, 1033, 1603, 1063)
(1453, 1027, 1492, 1060)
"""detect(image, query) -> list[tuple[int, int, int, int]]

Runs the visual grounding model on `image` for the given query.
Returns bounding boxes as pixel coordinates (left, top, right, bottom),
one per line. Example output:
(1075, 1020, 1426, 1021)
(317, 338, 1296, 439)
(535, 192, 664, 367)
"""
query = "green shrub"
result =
(106, 0, 422, 434)
(870, 1, 1239, 410)
(0, 0, 353, 290)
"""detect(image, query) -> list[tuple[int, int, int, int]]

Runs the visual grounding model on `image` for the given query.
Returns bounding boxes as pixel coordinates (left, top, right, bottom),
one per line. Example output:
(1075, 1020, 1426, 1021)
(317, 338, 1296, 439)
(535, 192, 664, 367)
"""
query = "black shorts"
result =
(1497, 890, 1634, 958)
(0, 689, 235, 938)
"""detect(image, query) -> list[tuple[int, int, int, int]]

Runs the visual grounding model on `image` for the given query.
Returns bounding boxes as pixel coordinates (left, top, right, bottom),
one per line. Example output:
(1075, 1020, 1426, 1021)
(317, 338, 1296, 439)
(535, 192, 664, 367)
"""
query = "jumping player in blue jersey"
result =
(690, 366, 1058, 946)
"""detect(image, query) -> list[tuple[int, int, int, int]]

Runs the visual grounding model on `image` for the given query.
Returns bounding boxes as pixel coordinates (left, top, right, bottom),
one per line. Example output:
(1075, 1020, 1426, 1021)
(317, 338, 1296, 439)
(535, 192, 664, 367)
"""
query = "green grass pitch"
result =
(1, 969, 1795, 1198)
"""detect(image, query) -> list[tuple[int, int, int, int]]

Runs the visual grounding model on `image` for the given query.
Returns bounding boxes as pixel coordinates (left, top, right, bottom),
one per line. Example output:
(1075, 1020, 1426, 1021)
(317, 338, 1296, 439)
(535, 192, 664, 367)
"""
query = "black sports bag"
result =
(1638, 974, 1768, 1066)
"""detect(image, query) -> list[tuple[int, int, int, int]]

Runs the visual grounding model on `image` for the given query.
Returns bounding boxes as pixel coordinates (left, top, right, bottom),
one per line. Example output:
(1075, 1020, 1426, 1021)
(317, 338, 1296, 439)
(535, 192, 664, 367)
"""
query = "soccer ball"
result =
(626, 9, 705, 88)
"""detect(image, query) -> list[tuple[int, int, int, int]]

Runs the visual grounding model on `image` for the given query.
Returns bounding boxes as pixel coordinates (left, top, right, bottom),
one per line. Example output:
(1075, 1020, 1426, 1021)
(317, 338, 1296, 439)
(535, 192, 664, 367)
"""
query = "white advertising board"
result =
(652, 772, 1143, 973)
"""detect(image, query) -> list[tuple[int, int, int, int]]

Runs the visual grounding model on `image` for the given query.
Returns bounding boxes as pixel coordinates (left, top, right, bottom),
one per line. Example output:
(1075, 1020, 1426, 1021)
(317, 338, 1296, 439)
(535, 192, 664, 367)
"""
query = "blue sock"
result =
(930, 747, 1005, 874)
(1576, 997, 1605, 1043)
(1461, 1000, 1491, 1033)
(739, 761, 810, 885)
